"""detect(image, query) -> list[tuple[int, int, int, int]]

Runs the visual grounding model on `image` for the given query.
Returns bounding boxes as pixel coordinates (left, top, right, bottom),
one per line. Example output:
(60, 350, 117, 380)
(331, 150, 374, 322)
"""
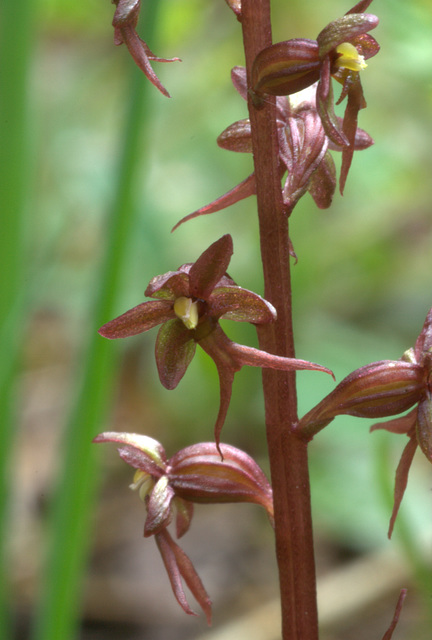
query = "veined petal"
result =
(144, 476, 175, 536)
(169, 442, 273, 520)
(172, 174, 256, 232)
(93, 431, 167, 472)
(155, 529, 212, 623)
(209, 286, 277, 324)
(145, 270, 190, 299)
(98, 300, 173, 339)
(155, 319, 196, 389)
(188, 235, 233, 300)
(173, 497, 194, 538)
(317, 14, 379, 59)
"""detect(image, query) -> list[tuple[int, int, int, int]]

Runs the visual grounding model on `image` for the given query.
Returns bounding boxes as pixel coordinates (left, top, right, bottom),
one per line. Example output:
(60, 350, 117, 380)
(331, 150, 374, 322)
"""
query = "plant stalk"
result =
(241, 1, 319, 638)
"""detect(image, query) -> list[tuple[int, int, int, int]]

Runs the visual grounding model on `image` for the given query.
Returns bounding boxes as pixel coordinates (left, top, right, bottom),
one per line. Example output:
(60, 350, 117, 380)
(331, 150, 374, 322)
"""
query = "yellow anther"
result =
(173, 296, 199, 330)
(129, 469, 154, 502)
(334, 42, 367, 72)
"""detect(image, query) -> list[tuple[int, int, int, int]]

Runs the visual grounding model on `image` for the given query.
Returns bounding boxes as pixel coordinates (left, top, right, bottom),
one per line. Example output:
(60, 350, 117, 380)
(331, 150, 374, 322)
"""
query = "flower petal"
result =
(145, 270, 190, 299)
(144, 476, 175, 536)
(388, 436, 418, 538)
(173, 498, 194, 538)
(99, 300, 173, 339)
(416, 393, 432, 462)
(217, 119, 253, 153)
(155, 319, 196, 389)
(381, 589, 407, 640)
(155, 529, 212, 623)
(188, 235, 234, 300)
(316, 14, 379, 59)
(172, 174, 256, 232)
(317, 59, 349, 148)
(307, 151, 336, 209)
(93, 431, 167, 471)
(252, 39, 321, 97)
(169, 442, 273, 520)
(209, 286, 277, 323)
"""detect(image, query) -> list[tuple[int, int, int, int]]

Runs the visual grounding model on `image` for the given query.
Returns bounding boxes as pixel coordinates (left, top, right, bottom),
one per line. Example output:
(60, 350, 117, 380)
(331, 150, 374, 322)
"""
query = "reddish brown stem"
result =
(241, 1, 319, 639)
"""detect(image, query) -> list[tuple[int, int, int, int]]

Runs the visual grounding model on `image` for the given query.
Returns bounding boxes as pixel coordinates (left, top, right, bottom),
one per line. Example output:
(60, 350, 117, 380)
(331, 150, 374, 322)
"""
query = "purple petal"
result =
(317, 59, 349, 148)
(414, 307, 432, 359)
(370, 409, 417, 435)
(188, 235, 234, 300)
(172, 174, 256, 232)
(155, 529, 212, 623)
(145, 270, 190, 299)
(317, 14, 379, 59)
(231, 66, 248, 100)
(144, 476, 175, 536)
(155, 319, 196, 389)
(217, 119, 252, 153)
(99, 300, 173, 339)
(388, 436, 417, 538)
(307, 151, 336, 209)
(209, 286, 277, 323)
(346, 0, 375, 15)
(416, 394, 432, 462)
(173, 498, 194, 538)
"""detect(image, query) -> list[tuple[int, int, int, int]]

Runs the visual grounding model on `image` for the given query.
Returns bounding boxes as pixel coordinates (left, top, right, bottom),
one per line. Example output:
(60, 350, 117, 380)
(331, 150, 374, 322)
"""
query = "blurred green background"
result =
(2, 0, 432, 638)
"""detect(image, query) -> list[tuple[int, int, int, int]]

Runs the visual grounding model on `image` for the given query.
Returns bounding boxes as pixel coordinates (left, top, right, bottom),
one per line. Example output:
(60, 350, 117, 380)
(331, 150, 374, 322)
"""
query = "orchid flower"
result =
(94, 432, 274, 621)
(99, 235, 332, 447)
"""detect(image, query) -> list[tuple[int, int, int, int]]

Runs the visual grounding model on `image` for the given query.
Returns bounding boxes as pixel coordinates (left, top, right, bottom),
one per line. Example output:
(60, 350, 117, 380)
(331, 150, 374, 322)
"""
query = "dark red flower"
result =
(251, 0, 380, 193)
(173, 67, 373, 232)
(111, 0, 180, 97)
(94, 432, 274, 620)
(299, 308, 432, 538)
(99, 235, 332, 446)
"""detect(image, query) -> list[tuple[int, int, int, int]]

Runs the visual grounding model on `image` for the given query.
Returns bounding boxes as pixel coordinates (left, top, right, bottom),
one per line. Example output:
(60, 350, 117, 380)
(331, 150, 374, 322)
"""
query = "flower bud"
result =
(299, 360, 426, 438)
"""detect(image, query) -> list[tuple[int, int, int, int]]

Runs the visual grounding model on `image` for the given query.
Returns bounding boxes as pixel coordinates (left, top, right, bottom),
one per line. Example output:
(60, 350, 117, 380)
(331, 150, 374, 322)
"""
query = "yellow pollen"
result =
(334, 42, 367, 72)
(129, 470, 153, 502)
(173, 296, 199, 330)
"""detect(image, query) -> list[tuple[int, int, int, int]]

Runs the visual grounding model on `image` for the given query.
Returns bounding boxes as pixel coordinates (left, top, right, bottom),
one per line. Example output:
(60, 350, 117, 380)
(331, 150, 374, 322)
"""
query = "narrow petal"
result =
(145, 270, 190, 299)
(307, 151, 336, 209)
(388, 436, 417, 538)
(381, 590, 407, 640)
(227, 342, 334, 377)
(173, 498, 194, 538)
(155, 319, 196, 389)
(172, 174, 256, 232)
(346, 1, 376, 16)
(317, 59, 349, 148)
(188, 235, 233, 300)
(339, 75, 366, 194)
(370, 409, 417, 435)
(99, 300, 173, 339)
(144, 476, 175, 536)
(93, 431, 167, 471)
(155, 530, 212, 623)
(117, 26, 172, 98)
(231, 66, 248, 100)
(209, 286, 277, 323)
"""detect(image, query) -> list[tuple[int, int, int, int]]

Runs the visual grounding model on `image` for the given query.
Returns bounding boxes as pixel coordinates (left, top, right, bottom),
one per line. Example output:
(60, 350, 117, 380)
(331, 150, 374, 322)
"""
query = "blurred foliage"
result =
(13, 0, 432, 635)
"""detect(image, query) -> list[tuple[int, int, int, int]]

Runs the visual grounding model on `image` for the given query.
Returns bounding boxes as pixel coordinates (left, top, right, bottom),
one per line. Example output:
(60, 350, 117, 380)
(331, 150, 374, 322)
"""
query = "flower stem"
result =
(241, 1, 319, 638)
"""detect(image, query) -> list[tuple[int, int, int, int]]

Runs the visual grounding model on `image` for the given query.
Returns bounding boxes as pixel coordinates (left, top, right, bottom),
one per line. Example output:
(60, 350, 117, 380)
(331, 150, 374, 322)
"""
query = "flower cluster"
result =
(251, 0, 379, 193)
(299, 308, 432, 537)
(99, 235, 332, 447)
(111, 0, 180, 97)
(94, 432, 274, 621)
(173, 64, 373, 232)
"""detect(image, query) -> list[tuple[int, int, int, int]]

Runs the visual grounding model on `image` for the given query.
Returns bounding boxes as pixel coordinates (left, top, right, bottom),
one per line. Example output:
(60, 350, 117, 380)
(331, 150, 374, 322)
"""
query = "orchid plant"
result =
(94, 1, 432, 638)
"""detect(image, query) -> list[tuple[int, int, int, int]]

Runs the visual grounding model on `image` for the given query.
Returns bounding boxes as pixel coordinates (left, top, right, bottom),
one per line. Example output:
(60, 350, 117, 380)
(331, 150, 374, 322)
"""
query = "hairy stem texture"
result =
(241, 1, 319, 639)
